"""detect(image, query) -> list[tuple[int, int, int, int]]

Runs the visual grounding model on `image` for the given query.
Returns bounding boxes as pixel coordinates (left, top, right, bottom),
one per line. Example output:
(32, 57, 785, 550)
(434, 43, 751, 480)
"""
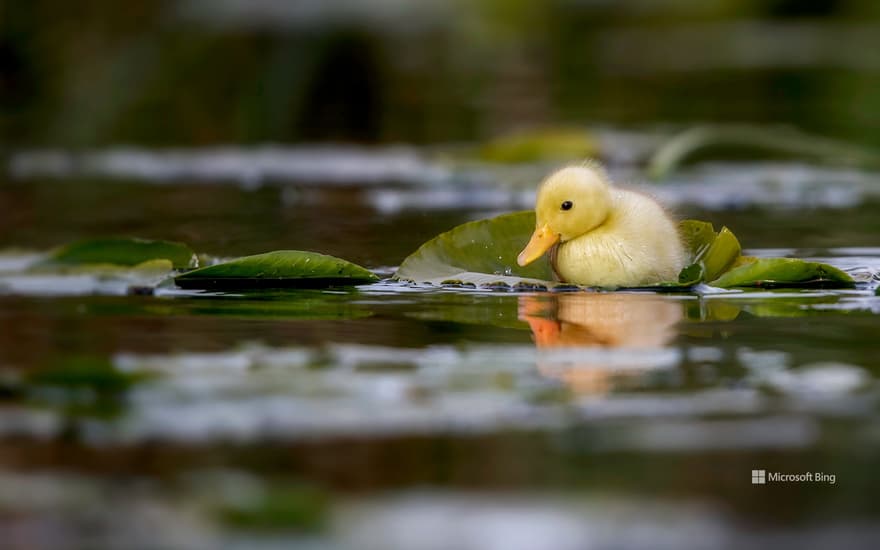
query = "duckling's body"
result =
(554, 187, 684, 286)
(518, 165, 685, 287)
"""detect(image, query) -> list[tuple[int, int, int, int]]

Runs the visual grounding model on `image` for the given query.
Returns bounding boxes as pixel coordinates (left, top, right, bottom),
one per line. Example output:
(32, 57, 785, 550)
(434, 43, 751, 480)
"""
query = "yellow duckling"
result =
(517, 164, 685, 287)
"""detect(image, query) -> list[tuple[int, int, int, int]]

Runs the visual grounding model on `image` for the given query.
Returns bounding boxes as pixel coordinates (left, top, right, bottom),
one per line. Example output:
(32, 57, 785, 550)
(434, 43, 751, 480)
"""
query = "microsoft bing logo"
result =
(752, 469, 766, 484)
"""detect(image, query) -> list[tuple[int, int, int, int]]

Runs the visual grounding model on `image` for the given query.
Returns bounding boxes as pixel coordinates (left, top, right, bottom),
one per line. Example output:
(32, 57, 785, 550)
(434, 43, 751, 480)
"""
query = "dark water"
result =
(1, 158, 880, 549)
(7, 0, 880, 546)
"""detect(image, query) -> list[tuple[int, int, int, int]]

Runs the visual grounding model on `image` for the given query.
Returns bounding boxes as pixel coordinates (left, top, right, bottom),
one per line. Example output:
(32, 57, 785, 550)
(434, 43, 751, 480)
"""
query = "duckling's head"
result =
(517, 165, 612, 267)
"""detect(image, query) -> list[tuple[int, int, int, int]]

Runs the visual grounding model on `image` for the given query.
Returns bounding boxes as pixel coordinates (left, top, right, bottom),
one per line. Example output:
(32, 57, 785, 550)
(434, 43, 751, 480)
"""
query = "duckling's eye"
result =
(560, 201, 573, 211)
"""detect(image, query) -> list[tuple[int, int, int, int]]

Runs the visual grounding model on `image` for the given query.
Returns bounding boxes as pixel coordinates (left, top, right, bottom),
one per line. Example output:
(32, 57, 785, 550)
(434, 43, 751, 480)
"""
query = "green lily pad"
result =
(679, 220, 716, 259)
(701, 227, 741, 281)
(677, 220, 740, 278)
(396, 211, 853, 291)
(175, 250, 379, 289)
(708, 257, 854, 288)
(395, 211, 556, 289)
(44, 237, 196, 269)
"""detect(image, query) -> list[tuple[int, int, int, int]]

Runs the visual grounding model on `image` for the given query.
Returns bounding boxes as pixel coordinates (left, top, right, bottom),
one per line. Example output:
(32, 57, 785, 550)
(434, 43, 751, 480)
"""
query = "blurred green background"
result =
(5, 0, 880, 147)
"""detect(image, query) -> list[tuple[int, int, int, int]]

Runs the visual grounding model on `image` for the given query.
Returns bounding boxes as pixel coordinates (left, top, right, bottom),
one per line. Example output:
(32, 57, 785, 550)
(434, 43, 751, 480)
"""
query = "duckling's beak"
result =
(517, 224, 559, 266)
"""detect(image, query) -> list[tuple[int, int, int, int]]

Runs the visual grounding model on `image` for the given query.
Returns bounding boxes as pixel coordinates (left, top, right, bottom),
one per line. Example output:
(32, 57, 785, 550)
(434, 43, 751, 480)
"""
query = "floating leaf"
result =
(679, 220, 716, 260)
(708, 257, 854, 288)
(648, 125, 880, 179)
(699, 227, 741, 281)
(395, 211, 556, 288)
(396, 211, 852, 290)
(478, 128, 600, 164)
(44, 237, 196, 269)
(175, 250, 379, 289)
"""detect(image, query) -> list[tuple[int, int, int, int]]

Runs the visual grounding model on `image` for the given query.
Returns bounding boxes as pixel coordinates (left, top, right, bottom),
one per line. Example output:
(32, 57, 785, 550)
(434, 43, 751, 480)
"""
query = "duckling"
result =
(517, 164, 685, 287)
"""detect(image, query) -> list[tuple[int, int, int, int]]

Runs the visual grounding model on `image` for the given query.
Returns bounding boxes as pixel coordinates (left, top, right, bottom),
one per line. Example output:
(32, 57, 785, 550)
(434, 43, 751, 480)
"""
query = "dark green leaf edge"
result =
(175, 250, 379, 289)
(38, 237, 197, 270)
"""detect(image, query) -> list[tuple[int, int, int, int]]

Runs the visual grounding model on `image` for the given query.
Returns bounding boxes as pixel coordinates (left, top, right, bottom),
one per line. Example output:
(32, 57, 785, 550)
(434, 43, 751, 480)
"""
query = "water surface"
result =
(1, 156, 879, 549)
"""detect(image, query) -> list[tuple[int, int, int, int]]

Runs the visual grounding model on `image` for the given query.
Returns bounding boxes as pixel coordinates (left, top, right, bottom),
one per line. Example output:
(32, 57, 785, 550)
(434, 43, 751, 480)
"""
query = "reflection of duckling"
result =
(520, 293, 683, 394)
(518, 164, 685, 287)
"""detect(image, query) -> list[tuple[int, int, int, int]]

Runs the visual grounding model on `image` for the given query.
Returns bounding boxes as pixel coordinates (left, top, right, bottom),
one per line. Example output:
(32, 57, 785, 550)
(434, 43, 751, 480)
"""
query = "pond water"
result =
(1, 149, 880, 549)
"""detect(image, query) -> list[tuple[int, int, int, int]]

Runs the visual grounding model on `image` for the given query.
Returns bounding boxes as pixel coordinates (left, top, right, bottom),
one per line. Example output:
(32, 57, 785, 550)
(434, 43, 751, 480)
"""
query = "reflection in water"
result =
(519, 293, 683, 394)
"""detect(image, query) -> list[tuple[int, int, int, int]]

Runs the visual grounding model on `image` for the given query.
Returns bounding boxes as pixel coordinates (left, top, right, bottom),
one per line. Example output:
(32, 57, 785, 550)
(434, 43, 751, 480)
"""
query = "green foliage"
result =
(395, 211, 556, 288)
(175, 250, 378, 289)
(395, 211, 854, 290)
(708, 257, 854, 288)
(674, 220, 741, 285)
(43, 237, 196, 269)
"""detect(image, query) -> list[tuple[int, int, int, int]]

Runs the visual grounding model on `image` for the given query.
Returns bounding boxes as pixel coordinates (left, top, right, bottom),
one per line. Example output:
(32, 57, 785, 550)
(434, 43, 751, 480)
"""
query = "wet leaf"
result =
(677, 220, 741, 281)
(679, 220, 716, 260)
(394, 211, 556, 288)
(708, 257, 854, 288)
(699, 227, 742, 281)
(43, 237, 196, 269)
(677, 263, 704, 285)
(478, 128, 600, 164)
(175, 250, 379, 289)
(396, 211, 852, 290)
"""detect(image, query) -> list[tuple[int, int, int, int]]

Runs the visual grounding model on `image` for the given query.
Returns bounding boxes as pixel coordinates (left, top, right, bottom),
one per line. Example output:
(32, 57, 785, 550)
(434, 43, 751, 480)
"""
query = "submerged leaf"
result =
(395, 211, 556, 288)
(44, 238, 196, 269)
(175, 250, 379, 289)
(708, 257, 854, 288)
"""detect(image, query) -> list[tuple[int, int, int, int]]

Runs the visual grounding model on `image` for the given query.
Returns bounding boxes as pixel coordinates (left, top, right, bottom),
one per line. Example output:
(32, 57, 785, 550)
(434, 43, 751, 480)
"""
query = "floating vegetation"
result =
(395, 211, 854, 290)
(175, 250, 379, 289)
(40, 237, 197, 269)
